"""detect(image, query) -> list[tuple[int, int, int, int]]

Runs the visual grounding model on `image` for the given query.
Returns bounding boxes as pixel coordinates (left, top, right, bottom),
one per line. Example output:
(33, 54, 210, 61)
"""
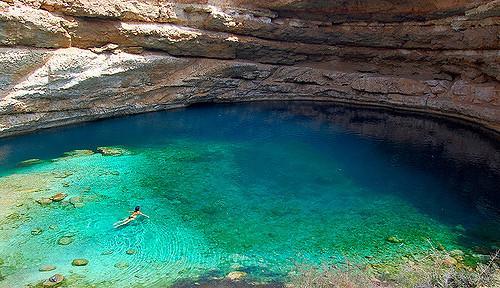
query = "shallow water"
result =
(0, 102, 499, 287)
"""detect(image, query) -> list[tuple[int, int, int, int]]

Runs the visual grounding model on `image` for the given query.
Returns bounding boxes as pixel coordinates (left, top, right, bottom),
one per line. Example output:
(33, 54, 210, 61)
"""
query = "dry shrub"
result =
(289, 263, 377, 288)
(288, 250, 499, 288)
(391, 250, 499, 288)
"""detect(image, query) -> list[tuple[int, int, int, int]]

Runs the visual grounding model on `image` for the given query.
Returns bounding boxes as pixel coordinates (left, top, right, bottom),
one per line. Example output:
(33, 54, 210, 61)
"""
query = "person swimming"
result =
(113, 206, 149, 228)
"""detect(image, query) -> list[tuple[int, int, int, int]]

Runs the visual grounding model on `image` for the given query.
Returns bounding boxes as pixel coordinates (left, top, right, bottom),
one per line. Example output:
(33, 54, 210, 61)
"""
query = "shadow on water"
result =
(239, 102, 500, 250)
(1, 101, 499, 252)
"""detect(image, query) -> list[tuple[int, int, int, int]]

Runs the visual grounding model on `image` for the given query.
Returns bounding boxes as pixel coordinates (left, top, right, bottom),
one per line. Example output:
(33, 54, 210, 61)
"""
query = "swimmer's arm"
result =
(140, 212, 150, 218)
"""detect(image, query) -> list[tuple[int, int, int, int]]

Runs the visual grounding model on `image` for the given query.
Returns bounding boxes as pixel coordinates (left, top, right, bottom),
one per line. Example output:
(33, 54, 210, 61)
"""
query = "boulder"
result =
(71, 258, 89, 266)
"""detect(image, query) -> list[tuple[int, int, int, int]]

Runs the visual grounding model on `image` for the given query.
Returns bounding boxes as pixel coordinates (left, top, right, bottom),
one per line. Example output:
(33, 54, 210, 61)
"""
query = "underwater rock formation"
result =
(0, 0, 498, 136)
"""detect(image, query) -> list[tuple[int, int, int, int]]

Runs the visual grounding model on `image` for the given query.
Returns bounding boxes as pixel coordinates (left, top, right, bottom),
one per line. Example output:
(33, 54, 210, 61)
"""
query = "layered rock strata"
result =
(0, 0, 499, 137)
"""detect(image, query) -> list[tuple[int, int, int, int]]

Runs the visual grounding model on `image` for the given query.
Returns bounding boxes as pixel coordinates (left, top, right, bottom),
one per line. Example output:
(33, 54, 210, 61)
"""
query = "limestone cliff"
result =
(0, 0, 499, 137)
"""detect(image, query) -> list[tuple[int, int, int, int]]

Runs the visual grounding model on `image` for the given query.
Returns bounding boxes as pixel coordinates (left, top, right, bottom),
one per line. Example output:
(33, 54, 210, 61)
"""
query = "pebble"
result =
(31, 227, 43, 236)
(71, 258, 89, 266)
(57, 236, 74, 245)
(39, 265, 56, 272)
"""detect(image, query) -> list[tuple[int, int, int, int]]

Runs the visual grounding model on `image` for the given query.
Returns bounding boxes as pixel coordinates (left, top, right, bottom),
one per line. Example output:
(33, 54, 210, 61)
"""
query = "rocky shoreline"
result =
(0, 0, 499, 137)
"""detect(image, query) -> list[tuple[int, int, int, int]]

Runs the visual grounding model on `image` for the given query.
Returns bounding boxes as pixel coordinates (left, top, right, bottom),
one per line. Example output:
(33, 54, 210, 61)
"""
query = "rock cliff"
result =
(0, 0, 499, 137)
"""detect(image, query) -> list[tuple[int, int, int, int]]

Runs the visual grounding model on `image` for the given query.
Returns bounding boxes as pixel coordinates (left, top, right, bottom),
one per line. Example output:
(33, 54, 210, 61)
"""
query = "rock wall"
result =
(0, 0, 499, 137)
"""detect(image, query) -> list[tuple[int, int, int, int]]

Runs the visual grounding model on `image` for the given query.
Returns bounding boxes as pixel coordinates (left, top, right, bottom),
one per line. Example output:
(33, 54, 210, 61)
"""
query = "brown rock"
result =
(50, 193, 67, 202)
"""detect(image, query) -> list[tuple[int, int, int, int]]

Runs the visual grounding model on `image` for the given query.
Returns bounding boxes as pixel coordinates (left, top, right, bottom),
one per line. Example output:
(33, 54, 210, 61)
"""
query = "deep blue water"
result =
(0, 101, 499, 287)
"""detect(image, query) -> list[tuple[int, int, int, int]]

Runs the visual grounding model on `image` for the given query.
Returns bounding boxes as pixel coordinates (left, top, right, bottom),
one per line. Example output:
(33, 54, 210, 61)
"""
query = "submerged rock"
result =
(63, 150, 94, 157)
(53, 171, 73, 179)
(18, 158, 43, 167)
(39, 265, 56, 272)
(386, 236, 403, 244)
(57, 236, 74, 245)
(96, 146, 129, 156)
(42, 274, 64, 287)
(31, 227, 43, 235)
(226, 271, 247, 281)
(101, 250, 113, 255)
(37, 198, 53, 205)
(50, 193, 68, 202)
(126, 249, 137, 255)
(114, 261, 129, 269)
(69, 196, 83, 208)
(71, 259, 89, 266)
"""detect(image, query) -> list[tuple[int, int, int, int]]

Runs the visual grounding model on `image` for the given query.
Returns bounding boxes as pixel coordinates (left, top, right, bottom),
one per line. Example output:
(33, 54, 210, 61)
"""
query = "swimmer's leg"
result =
(114, 218, 134, 228)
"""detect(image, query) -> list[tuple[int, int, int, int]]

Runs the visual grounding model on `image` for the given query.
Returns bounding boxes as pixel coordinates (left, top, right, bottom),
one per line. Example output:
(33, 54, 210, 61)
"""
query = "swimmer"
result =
(114, 206, 149, 228)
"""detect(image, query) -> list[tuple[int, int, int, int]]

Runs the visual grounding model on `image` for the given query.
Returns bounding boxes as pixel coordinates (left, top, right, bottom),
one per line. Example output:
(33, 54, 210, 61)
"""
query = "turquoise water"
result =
(0, 102, 499, 287)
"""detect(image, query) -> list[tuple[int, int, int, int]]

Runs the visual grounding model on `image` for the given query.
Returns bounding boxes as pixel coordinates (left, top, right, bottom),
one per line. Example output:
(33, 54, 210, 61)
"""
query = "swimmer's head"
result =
(135, 206, 140, 212)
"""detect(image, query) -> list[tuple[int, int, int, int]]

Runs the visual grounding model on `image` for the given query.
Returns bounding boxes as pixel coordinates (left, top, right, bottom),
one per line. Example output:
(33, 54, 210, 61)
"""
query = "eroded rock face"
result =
(0, 0, 498, 136)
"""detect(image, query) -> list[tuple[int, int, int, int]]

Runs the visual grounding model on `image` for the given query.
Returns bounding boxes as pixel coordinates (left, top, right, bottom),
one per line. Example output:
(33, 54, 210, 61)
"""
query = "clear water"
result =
(0, 102, 499, 287)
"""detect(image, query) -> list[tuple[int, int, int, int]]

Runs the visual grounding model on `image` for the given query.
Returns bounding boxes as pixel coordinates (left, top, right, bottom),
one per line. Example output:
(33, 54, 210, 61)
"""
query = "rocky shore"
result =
(0, 0, 498, 137)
